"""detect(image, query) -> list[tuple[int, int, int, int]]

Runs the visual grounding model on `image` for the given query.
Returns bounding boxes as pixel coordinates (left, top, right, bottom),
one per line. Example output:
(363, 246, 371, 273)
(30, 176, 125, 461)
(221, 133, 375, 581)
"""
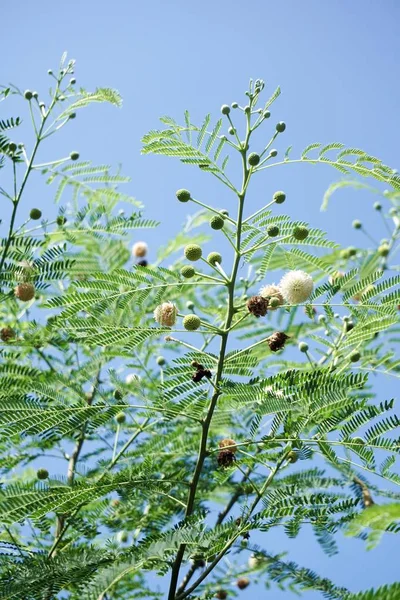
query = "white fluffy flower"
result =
(132, 241, 148, 258)
(279, 270, 313, 304)
(259, 283, 284, 309)
(153, 301, 177, 327)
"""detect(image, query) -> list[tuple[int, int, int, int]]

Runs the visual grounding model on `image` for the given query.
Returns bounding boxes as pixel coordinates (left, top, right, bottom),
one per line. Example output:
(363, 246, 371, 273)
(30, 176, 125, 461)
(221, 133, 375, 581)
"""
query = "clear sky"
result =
(2, 0, 400, 598)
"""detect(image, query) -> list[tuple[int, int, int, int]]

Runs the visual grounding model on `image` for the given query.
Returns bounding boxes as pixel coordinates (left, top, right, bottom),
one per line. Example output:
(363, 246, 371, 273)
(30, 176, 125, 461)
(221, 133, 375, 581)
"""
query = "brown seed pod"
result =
(246, 295, 268, 317)
(218, 438, 237, 453)
(0, 327, 16, 342)
(237, 577, 250, 590)
(215, 590, 228, 599)
(14, 283, 35, 302)
(217, 450, 236, 468)
(267, 331, 289, 352)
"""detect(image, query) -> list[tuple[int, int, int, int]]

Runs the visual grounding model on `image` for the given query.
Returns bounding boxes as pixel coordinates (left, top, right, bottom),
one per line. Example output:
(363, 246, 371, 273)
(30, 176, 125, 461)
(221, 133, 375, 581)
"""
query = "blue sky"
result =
(2, 0, 400, 598)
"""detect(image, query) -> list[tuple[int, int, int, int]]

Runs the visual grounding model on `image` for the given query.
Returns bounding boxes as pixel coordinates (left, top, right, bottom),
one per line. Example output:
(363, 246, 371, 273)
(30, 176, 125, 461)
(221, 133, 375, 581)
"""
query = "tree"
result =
(0, 55, 399, 600)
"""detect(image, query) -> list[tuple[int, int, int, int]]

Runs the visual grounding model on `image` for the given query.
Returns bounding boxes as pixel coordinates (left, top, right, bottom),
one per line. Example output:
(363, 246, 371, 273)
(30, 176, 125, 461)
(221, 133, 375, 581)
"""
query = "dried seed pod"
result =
(247, 295, 268, 318)
(0, 327, 16, 342)
(237, 577, 250, 590)
(217, 450, 236, 468)
(267, 331, 289, 352)
(14, 283, 35, 302)
(218, 438, 237, 453)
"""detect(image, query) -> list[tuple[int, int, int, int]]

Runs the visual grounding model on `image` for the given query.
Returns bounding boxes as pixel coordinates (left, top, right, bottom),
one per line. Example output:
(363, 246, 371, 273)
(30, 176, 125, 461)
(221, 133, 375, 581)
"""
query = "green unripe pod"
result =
(207, 251, 222, 266)
(293, 226, 309, 241)
(350, 350, 361, 362)
(269, 149, 278, 157)
(156, 356, 166, 366)
(378, 244, 390, 257)
(210, 215, 225, 230)
(299, 341, 309, 353)
(115, 412, 126, 424)
(273, 191, 286, 204)
(37, 468, 49, 480)
(263, 110, 271, 119)
(176, 189, 191, 202)
(30, 208, 42, 220)
(24, 90, 33, 100)
(373, 201, 382, 210)
(181, 265, 196, 279)
(352, 220, 362, 229)
(269, 297, 280, 309)
(186, 300, 195, 310)
(221, 104, 230, 115)
(70, 151, 80, 161)
(113, 389, 123, 400)
(184, 244, 202, 261)
(231, 102, 238, 109)
(248, 152, 261, 166)
(267, 225, 280, 237)
(56, 215, 67, 226)
(276, 121, 286, 133)
(183, 314, 201, 331)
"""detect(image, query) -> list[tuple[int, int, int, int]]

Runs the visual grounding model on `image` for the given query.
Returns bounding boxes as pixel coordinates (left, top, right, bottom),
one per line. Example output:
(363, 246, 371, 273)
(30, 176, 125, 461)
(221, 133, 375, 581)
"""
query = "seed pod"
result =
(1, 327, 16, 342)
(267, 331, 289, 352)
(247, 295, 268, 317)
(217, 450, 235, 468)
(14, 283, 35, 302)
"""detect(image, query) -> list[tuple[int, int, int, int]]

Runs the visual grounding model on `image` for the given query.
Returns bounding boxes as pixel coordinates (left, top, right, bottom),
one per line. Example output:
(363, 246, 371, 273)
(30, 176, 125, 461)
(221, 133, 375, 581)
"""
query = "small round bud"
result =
(215, 591, 228, 600)
(299, 341, 309, 353)
(56, 215, 67, 226)
(318, 314, 326, 324)
(273, 191, 286, 204)
(244, 105, 251, 113)
(210, 215, 225, 230)
(207, 252, 222, 266)
(69, 112, 76, 119)
(263, 110, 271, 119)
(8, 142, 17, 153)
(115, 412, 126, 424)
(241, 140, 249, 151)
(37, 468, 49, 480)
(113, 389, 123, 400)
(220, 209, 229, 216)
(350, 350, 361, 362)
(287, 451, 298, 463)
(14, 283, 35, 302)
(293, 226, 309, 241)
(183, 314, 201, 331)
(176, 189, 191, 202)
(1, 327, 16, 342)
(352, 220, 362, 229)
(348, 246, 357, 257)
(269, 149, 278, 157)
(276, 121, 286, 133)
(70, 151, 80, 161)
(47, 69, 53, 75)
(231, 102, 238, 108)
(39, 102, 45, 109)
(186, 300, 195, 310)
(269, 297, 280, 309)
(132, 241, 148, 258)
(181, 265, 196, 279)
(248, 152, 260, 166)
(32, 91, 38, 99)
(373, 201, 382, 210)
(156, 356, 166, 366)
(228, 126, 235, 135)
(340, 249, 350, 259)
(221, 104, 230, 115)
(184, 244, 202, 261)
(70, 78, 76, 85)
(378, 244, 390, 257)
(24, 90, 33, 100)
(267, 225, 280, 237)
(29, 208, 42, 220)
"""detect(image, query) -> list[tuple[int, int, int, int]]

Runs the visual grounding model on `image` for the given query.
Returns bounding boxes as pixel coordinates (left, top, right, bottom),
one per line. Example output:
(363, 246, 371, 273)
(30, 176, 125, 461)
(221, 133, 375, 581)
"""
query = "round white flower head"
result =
(259, 283, 284, 309)
(154, 301, 177, 327)
(279, 270, 313, 304)
(132, 241, 148, 258)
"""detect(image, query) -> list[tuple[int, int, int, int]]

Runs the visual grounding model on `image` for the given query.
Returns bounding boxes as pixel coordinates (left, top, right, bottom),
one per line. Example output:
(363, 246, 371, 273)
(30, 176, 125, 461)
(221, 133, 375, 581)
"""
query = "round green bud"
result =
(56, 215, 67, 226)
(181, 265, 196, 279)
(276, 121, 286, 133)
(389, 207, 397, 217)
(70, 78, 76, 85)
(378, 244, 390, 257)
(24, 90, 33, 100)
(69, 112, 76, 119)
(263, 110, 271, 119)
(8, 142, 17, 153)
(244, 105, 251, 113)
(267, 225, 280, 237)
(293, 226, 309, 241)
(352, 220, 362, 229)
(47, 69, 53, 75)
(220, 209, 229, 216)
(287, 451, 298, 463)
(186, 300, 195, 310)
(340, 249, 350, 259)
(207, 251, 222, 266)
(231, 102, 238, 109)
(269, 149, 278, 157)
(210, 215, 225, 230)
(299, 342, 309, 353)
(156, 356, 166, 366)
(37, 468, 49, 480)
(39, 102, 45, 109)
(248, 152, 261, 166)
(113, 389, 123, 400)
(176, 189, 191, 202)
(350, 350, 361, 362)
(269, 297, 280, 309)
(30, 208, 42, 220)
(318, 314, 326, 324)
(184, 244, 202, 261)
(183, 314, 201, 331)
(221, 104, 230, 115)
(70, 151, 80, 161)
(273, 191, 286, 204)
(115, 412, 126, 424)
(348, 246, 357, 257)
(373, 201, 382, 210)
(228, 127, 235, 135)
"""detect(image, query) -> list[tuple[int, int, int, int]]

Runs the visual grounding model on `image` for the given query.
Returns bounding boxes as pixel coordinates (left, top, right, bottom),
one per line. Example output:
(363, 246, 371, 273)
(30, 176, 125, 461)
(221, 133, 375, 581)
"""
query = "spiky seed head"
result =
(1, 327, 16, 342)
(181, 265, 195, 279)
(113, 389, 123, 400)
(37, 468, 49, 480)
(350, 350, 361, 362)
(273, 190, 286, 204)
(247, 295, 268, 318)
(267, 331, 289, 352)
(352, 220, 362, 229)
(299, 342, 309, 353)
(221, 104, 230, 115)
(154, 302, 177, 327)
(269, 149, 278, 157)
(183, 314, 201, 331)
(210, 215, 225, 230)
(373, 201, 382, 211)
(279, 270, 313, 304)
(378, 244, 390, 257)
(293, 226, 309, 241)
(115, 412, 126, 424)
(248, 152, 260, 166)
(70, 151, 80, 161)
(259, 284, 284, 309)
(184, 244, 202, 261)
(24, 90, 33, 100)
(14, 283, 35, 302)
(287, 451, 298, 463)
(207, 251, 222, 266)
(267, 225, 280, 237)
(176, 188, 191, 202)
(156, 356, 166, 366)
(30, 208, 42, 220)
(132, 241, 148, 258)
(276, 121, 286, 132)
(237, 577, 250, 590)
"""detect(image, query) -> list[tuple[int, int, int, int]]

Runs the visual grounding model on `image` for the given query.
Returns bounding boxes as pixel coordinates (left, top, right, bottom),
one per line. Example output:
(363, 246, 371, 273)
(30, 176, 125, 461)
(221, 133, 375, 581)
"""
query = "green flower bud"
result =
(207, 251, 222, 266)
(350, 350, 361, 362)
(373, 201, 382, 210)
(231, 102, 238, 109)
(276, 121, 286, 133)
(378, 244, 390, 257)
(186, 300, 195, 310)
(244, 105, 251, 113)
(184, 244, 202, 261)
(269, 149, 278, 158)
(348, 246, 357, 257)
(210, 215, 225, 230)
(263, 110, 271, 119)
(183, 314, 201, 331)
(269, 297, 280, 309)
(37, 468, 49, 480)
(267, 225, 280, 237)
(318, 314, 326, 324)
(70, 151, 80, 161)
(293, 226, 309, 241)
(8, 142, 17, 153)
(29, 208, 42, 220)
(228, 126, 235, 135)
(47, 69, 53, 75)
(340, 249, 350, 259)
(352, 220, 362, 229)
(156, 356, 166, 366)
(56, 215, 67, 226)
(32, 91, 38, 99)
(69, 112, 76, 119)
(176, 189, 191, 202)
(299, 341, 309, 353)
(115, 412, 126, 424)
(181, 265, 196, 279)
(220, 209, 229, 216)
(287, 451, 298, 463)
(24, 90, 33, 100)
(273, 191, 286, 204)
(248, 152, 260, 166)
(221, 104, 230, 115)
(70, 78, 76, 85)
(113, 389, 123, 400)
